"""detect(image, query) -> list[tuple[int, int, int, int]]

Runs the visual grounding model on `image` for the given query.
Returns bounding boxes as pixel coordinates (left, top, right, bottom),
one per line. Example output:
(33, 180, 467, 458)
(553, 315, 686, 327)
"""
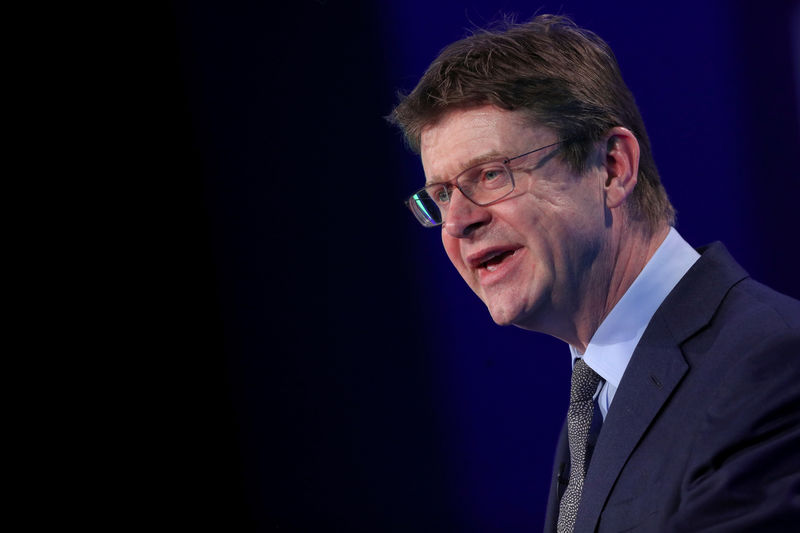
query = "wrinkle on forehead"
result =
(420, 105, 552, 184)
(423, 150, 507, 186)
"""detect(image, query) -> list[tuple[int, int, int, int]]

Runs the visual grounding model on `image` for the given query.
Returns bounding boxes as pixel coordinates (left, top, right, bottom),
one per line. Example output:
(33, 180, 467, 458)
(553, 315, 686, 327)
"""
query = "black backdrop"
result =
(106, 1, 800, 530)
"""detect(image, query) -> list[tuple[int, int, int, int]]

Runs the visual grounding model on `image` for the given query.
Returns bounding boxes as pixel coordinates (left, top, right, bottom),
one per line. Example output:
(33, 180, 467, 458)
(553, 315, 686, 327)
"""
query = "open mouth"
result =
(481, 250, 517, 272)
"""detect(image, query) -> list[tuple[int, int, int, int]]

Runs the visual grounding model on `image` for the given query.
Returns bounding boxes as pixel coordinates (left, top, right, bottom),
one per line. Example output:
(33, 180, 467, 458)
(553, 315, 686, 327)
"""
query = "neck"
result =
(568, 223, 670, 353)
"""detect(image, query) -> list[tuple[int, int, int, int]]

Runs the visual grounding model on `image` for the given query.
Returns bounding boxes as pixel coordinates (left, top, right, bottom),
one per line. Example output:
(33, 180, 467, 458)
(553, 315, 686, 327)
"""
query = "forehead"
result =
(419, 105, 551, 182)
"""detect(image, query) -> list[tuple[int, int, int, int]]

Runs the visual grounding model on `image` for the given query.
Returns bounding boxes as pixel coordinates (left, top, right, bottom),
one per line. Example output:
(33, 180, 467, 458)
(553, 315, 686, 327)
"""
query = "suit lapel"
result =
(574, 318, 687, 531)
(572, 242, 748, 531)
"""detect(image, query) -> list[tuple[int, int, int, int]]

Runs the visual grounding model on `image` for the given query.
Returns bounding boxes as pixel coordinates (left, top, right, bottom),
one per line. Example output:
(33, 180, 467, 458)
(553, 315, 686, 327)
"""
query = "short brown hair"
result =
(388, 14, 675, 231)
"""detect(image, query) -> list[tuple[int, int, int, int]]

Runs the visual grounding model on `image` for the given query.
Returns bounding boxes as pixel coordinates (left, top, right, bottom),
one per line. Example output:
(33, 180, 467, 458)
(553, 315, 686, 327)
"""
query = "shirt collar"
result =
(570, 228, 700, 388)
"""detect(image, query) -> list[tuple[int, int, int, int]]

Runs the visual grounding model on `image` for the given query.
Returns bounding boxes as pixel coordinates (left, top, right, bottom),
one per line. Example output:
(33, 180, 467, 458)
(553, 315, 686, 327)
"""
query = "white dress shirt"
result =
(569, 227, 700, 419)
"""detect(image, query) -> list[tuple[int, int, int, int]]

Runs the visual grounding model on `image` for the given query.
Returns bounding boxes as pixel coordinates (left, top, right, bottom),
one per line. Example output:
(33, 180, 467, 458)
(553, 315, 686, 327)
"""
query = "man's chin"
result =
(480, 287, 539, 327)
(485, 303, 519, 327)
(486, 298, 547, 331)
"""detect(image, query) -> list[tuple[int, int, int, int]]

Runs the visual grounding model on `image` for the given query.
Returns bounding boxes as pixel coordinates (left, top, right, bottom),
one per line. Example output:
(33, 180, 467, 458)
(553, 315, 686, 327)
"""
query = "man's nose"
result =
(443, 189, 491, 238)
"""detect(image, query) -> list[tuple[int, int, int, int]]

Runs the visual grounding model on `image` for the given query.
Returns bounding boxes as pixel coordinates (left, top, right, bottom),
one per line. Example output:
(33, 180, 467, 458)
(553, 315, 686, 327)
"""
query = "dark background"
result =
(100, 0, 799, 530)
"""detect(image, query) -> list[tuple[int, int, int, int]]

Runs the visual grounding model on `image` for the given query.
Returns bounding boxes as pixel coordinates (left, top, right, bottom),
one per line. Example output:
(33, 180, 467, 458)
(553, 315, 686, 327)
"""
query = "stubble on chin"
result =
(481, 285, 524, 327)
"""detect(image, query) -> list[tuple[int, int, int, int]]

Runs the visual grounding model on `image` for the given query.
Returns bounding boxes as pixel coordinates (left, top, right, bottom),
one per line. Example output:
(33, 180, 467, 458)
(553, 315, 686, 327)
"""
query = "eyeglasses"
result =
(405, 140, 566, 227)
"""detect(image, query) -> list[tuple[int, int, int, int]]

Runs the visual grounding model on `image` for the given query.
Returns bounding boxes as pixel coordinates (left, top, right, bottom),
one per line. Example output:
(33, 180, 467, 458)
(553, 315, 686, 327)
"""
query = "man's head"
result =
(390, 14, 674, 233)
(390, 15, 676, 345)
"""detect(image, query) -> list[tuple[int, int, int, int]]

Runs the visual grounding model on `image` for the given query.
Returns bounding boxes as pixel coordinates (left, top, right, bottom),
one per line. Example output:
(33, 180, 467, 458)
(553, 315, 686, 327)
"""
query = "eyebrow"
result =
(425, 150, 506, 186)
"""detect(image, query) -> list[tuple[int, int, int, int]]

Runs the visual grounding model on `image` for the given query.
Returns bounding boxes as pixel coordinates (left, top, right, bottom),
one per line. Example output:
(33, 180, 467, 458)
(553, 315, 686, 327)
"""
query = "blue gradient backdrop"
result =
(158, 1, 799, 530)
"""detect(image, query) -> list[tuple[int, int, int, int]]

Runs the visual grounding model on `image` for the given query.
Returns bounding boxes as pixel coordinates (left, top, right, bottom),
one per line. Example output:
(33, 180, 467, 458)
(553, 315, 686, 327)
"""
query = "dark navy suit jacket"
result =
(543, 243, 800, 532)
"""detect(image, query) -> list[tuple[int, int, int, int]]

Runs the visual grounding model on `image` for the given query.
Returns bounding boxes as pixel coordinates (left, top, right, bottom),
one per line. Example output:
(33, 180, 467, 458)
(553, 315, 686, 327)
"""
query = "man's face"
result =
(419, 105, 610, 336)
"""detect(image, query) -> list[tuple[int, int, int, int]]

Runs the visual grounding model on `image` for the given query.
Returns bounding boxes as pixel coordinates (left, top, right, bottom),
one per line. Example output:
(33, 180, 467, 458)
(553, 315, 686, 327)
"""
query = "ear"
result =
(602, 127, 640, 209)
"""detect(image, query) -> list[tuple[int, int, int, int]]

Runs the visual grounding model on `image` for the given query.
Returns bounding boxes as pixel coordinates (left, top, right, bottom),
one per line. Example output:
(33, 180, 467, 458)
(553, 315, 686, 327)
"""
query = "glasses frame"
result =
(405, 140, 567, 228)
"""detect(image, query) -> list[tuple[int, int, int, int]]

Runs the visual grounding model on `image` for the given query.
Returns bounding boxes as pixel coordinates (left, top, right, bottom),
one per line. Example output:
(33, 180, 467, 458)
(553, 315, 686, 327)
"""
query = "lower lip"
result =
(477, 248, 524, 285)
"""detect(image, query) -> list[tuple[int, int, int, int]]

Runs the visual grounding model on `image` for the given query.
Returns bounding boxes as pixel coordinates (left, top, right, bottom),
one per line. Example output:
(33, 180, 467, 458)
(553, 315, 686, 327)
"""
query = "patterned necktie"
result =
(557, 358, 602, 533)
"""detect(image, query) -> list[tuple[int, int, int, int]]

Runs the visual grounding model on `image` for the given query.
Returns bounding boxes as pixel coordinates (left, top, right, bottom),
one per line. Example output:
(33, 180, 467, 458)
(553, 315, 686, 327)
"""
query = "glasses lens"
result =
(459, 164, 513, 204)
(408, 191, 442, 227)
(406, 161, 516, 227)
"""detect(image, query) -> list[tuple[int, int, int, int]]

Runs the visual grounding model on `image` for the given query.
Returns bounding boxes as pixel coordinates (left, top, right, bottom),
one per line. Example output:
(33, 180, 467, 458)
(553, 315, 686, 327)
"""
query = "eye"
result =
(428, 184, 452, 205)
(479, 166, 509, 189)
(484, 169, 502, 181)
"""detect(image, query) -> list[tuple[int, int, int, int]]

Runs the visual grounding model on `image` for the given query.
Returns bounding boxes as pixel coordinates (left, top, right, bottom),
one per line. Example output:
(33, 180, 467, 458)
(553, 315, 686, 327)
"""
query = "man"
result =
(389, 14, 800, 532)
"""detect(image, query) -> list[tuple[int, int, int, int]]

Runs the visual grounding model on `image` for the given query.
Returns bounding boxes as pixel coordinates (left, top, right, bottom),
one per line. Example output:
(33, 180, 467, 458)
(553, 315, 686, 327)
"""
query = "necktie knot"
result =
(571, 358, 602, 403)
